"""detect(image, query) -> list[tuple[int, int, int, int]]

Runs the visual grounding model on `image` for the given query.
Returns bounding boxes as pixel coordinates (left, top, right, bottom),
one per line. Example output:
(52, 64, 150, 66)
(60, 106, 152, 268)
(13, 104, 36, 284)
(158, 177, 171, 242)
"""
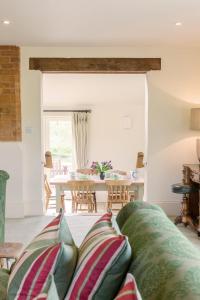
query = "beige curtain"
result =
(73, 112, 89, 169)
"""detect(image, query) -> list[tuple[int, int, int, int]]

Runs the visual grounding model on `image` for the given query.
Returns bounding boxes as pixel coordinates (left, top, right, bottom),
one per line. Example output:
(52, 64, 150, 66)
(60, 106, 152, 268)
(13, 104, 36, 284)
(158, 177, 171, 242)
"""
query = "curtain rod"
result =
(43, 109, 91, 113)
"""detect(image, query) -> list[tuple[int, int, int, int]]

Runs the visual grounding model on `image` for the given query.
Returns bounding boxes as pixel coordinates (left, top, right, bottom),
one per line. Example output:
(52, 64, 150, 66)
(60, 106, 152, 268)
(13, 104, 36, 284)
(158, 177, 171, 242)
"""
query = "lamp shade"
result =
(136, 152, 144, 168)
(44, 151, 53, 168)
(190, 108, 200, 130)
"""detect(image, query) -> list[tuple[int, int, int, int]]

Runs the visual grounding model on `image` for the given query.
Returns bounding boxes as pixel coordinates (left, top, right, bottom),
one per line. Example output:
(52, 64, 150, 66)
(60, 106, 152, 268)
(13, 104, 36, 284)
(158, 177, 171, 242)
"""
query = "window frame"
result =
(43, 111, 76, 173)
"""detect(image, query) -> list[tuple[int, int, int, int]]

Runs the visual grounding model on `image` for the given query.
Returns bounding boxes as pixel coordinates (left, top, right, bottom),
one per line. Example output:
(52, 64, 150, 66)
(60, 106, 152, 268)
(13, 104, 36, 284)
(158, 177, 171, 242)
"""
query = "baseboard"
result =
(149, 200, 181, 216)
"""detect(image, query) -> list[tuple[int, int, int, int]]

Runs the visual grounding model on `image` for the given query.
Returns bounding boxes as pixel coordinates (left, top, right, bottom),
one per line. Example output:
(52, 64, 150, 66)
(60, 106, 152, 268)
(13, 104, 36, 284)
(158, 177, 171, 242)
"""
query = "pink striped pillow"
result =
(33, 295, 47, 300)
(95, 211, 113, 223)
(66, 234, 131, 300)
(80, 212, 114, 251)
(115, 273, 142, 300)
(26, 209, 74, 250)
(33, 275, 59, 300)
(8, 244, 61, 299)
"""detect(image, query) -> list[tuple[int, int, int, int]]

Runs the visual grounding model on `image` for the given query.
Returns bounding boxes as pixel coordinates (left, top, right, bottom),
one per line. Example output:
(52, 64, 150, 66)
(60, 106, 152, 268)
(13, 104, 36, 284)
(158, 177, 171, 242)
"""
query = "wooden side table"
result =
(173, 164, 200, 236)
(0, 242, 23, 269)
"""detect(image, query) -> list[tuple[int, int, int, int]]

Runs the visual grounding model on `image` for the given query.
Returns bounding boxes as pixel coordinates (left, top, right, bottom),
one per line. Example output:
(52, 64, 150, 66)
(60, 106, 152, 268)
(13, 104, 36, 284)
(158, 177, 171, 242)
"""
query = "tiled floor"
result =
(176, 223, 200, 251)
(47, 199, 119, 216)
(5, 214, 99, 247)
(5, 213, 200, 251)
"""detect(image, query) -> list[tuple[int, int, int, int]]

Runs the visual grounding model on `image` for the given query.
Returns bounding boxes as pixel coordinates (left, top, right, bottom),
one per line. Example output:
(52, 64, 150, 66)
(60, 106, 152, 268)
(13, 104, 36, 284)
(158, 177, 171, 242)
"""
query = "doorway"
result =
(42, 73, 147, 214)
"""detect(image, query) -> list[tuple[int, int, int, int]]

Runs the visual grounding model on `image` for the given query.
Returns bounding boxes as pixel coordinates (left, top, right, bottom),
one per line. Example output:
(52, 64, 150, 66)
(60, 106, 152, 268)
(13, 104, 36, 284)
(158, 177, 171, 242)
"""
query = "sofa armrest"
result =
(121, 207, 200, 300)
(116, 200, 163, 229)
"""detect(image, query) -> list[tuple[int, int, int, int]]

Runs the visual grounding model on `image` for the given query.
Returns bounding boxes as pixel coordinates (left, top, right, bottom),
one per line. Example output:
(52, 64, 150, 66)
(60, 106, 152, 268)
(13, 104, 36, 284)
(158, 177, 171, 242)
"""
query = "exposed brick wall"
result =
(0, 46, 21, 141)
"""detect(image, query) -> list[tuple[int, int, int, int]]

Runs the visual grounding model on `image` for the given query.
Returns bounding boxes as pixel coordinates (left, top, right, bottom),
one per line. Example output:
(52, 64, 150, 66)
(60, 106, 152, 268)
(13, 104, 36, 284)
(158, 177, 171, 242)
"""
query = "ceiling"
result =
(42, 74, 145, 107)
(1, 0, 200, 47)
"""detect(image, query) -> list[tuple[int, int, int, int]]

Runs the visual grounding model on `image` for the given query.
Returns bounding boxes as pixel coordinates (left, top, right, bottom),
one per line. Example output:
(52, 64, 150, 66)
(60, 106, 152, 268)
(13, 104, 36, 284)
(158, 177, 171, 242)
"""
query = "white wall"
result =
(147, 48, 200, 214)
(42, 74, 145, 171)
(3, 46, 200, 218)
(88, 103, 144, 170)
(147, 84, 198, 214)
(0, 143, 23, 218)
(21, 51, 44, 217)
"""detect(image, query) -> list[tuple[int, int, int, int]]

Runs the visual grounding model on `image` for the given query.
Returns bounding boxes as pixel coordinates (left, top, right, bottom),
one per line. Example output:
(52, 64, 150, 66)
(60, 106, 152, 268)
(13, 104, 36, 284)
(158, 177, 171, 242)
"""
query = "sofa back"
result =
(117, 201, 200, 300)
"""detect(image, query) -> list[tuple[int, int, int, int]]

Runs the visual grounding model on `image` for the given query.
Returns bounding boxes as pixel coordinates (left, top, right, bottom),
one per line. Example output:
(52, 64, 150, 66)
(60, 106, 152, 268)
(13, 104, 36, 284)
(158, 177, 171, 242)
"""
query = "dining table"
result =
(50, 175, 144, 212)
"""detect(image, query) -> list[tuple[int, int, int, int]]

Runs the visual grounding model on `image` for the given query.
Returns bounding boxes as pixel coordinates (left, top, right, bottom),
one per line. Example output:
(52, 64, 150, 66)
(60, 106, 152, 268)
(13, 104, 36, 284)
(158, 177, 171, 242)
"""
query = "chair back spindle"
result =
(106, 180, 131, 210)
(68, 180, 95, 213)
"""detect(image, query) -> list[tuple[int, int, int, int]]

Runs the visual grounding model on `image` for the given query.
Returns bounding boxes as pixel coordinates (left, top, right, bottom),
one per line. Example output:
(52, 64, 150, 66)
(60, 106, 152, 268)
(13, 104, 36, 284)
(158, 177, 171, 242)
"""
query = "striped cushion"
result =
(26, 209, 75, 250)
(33, 275, 59, 300)
(7, 242, 77, 300)
(18, 210, 78, 299)
(88, 212, 113, 232)
(66, 231, 131, 300)
(33, 295, 48, 300)
(81, 212, 114, 247)
(114, 273, 142, 300)
(34, 296, 47, 300)
(0, 268, 9, 300)
(7, 243, 61, 300)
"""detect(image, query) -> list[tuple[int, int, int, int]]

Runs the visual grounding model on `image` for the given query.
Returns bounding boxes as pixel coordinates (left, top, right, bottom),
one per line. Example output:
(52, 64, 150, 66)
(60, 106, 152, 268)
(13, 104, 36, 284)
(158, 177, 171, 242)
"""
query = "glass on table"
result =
(105, 172, 111, 179)
(130, 169, 137, 179)
(69, 171, 76, 179)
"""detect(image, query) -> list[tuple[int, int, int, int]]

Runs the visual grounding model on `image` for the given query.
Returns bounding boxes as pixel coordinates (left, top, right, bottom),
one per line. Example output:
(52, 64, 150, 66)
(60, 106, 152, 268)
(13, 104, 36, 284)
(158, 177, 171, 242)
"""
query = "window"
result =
(43, 113, 75, 177)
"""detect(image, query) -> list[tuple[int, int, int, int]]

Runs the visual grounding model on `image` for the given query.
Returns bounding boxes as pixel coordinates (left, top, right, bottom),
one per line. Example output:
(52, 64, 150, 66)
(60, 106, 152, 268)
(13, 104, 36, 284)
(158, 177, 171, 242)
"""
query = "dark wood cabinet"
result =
(182, 164, 200, 235)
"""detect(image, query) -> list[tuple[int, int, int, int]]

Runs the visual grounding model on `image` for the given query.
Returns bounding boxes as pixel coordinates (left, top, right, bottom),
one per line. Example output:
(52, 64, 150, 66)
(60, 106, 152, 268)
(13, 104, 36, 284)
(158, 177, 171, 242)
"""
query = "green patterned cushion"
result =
(31, 275, 59, 300)
(7, 242, 77, 300)
(26, 209, 75, 250)
(66, 212, 132, 300)
(121, 208, 200, 300)
(0, 268, 9, 300)
(116, 201, 164, 229)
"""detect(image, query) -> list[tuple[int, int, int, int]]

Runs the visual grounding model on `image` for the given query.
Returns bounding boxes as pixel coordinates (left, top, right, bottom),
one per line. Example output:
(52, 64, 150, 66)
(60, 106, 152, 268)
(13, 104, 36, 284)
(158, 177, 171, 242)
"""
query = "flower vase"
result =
(100, 172, 105, 180)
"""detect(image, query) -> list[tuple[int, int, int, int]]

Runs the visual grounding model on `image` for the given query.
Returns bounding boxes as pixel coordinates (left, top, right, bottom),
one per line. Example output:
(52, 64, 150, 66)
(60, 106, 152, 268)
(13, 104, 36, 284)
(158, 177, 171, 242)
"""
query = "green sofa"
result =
(1, 200, 200, 299)
(0, 170, 9, 299)
(117, 201, 200, 300)
(0, 170, 9, 243)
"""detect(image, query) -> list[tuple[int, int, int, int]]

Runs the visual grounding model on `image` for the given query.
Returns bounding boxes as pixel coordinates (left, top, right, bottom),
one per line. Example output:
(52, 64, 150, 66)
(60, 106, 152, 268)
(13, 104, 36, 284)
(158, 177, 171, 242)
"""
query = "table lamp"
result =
(190, 108, 200, 162)
(44, 151, 53, 168)
(136, 152, 144, 168)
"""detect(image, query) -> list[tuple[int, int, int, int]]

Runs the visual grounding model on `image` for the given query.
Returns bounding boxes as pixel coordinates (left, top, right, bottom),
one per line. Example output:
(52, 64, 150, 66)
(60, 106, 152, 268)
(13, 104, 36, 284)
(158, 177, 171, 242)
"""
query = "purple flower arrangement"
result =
(91, 160, 113, 173)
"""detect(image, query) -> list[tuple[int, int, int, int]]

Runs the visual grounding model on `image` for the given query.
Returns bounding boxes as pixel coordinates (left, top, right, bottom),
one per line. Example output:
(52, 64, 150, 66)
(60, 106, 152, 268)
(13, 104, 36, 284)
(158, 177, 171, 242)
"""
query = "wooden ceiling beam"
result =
(29, 57, 161, 73)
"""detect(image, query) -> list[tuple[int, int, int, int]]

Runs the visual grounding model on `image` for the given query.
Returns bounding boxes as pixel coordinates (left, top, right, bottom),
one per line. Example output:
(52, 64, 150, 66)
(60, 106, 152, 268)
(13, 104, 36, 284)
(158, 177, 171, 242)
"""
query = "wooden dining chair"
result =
(67, 180, 96, 213)
(76, 169, 97, 212)
(44, 175, 65, 212)
(44, 174, 52, 211)
(106, 180, 132, 210)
